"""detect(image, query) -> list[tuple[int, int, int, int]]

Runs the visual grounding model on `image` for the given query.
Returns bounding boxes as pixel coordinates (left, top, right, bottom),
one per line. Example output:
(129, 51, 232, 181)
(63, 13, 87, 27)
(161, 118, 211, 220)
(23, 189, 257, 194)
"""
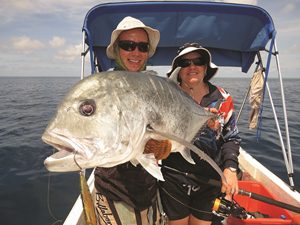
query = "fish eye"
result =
(79, 100, 96, 116)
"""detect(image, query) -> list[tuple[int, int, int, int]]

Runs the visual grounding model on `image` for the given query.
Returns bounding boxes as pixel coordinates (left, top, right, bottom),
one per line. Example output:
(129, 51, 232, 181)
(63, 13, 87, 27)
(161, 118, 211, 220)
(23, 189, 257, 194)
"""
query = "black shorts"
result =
(159, 167, 220, 221)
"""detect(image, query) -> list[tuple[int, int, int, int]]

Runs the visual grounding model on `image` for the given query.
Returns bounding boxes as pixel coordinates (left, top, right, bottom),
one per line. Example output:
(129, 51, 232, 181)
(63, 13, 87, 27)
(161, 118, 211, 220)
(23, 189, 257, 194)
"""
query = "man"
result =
(94, 16, 161, 225)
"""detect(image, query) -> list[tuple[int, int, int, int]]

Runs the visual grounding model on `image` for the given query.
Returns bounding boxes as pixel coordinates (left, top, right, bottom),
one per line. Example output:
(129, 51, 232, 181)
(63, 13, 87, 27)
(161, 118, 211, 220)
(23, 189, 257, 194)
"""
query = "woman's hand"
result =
(221, 168, 239, 200)
(205, 107, 222, 131)
(205, 107, 218, 114)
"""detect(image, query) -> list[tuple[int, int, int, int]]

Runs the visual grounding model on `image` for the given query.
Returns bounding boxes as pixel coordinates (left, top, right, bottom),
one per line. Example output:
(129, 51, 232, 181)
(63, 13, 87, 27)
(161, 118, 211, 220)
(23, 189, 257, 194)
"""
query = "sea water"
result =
(0, 76, 299, 225)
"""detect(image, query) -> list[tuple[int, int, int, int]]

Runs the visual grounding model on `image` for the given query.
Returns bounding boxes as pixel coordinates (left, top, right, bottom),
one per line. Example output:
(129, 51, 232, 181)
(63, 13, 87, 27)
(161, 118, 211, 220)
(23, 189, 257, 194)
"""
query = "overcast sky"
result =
(0, 0, 299, 78)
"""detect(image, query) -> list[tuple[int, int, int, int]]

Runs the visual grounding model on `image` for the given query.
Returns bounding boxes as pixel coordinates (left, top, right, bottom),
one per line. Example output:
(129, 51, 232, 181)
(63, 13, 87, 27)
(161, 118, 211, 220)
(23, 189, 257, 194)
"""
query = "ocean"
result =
(0, 76, 299, 225)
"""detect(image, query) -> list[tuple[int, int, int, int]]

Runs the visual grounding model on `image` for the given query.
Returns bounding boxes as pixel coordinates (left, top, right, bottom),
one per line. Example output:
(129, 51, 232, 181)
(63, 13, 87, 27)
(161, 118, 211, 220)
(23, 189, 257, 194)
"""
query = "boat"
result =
(63, 1, 300, 224)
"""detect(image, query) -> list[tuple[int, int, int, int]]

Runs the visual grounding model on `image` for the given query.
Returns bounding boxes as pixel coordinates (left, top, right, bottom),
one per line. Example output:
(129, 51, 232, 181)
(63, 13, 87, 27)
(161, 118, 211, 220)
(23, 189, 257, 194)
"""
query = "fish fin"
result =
(142, 70, 158, 76)
(146, 126, 226, 184)
(134, 155, 165, 181)
(130, 158, 139, 167)
(178, 149, 195, 164)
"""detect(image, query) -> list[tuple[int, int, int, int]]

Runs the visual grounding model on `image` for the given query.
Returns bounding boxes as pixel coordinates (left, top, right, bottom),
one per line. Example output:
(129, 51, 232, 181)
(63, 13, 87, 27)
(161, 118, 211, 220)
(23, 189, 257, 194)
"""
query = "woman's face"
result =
(118, 28, 149, 72)
(178, 51, 207, 86)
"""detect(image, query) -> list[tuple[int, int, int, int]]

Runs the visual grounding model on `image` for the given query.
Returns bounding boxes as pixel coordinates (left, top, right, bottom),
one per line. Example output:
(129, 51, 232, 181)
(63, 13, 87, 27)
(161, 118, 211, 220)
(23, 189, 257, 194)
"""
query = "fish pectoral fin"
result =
(135, 155, 165, 181)
(178, 149, 195, 164)
(146, 126, 226, 183)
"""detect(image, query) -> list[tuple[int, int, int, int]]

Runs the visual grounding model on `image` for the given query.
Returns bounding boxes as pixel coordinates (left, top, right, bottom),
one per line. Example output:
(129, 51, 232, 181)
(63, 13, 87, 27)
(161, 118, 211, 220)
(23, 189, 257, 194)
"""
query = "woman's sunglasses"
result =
(177, 58, 206, 68)
(118, 40, 150, 53)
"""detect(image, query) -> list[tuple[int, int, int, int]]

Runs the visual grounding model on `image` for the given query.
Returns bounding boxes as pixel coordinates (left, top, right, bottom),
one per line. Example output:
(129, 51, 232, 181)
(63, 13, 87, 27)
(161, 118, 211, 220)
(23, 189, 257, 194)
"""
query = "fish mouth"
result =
(44, 142, 74, 159)
(42, 131, 88, 172)
(42, 131, 76, 156)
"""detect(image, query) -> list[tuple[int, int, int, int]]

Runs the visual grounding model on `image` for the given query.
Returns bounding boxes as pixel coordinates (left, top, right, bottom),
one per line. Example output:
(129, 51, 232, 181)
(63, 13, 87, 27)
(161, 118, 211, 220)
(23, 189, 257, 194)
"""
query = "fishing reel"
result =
(212, 194, 254, 219)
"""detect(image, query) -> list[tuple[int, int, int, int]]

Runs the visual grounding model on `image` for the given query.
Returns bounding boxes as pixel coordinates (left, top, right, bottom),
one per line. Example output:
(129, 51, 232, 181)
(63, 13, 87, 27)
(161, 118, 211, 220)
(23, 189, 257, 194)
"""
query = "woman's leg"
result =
(168, 216, 189, 225)
(168, 215, 212, 225)
(189, 215, 212, 225)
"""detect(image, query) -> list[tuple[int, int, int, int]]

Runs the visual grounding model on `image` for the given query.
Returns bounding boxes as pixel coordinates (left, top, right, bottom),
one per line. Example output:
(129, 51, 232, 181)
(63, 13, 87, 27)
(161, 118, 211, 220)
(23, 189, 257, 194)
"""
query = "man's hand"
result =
(144, 139, 172, 160)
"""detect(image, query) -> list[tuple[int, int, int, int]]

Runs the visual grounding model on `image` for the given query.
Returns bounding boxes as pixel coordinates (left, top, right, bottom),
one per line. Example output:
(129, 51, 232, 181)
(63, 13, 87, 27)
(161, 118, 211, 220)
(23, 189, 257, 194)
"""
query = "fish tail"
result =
(80, 171, 97, 225)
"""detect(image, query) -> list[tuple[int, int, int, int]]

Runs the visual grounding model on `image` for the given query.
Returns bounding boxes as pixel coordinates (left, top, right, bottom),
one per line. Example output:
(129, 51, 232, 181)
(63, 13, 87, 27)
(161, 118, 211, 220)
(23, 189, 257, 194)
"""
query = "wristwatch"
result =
(227, 167, 237, 172)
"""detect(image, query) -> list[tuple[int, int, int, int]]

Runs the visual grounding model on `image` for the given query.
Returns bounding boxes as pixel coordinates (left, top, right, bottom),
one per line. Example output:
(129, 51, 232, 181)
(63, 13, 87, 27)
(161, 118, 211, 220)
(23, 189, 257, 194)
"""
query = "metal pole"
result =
(257, 52, 294, 188)
(273, 40, 294, 187)
(80, 30, 86, 80)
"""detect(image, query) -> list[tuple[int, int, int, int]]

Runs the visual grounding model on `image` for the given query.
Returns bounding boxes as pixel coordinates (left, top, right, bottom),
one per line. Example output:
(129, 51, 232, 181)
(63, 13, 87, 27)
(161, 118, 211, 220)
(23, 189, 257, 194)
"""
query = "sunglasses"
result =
(118, 40, 150, 53)
(177, 58, 206, 68)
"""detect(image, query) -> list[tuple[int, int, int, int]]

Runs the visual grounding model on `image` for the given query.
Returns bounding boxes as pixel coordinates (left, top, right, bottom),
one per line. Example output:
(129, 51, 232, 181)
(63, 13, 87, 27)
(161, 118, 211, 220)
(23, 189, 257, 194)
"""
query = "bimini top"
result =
(82, 1, 276, 73)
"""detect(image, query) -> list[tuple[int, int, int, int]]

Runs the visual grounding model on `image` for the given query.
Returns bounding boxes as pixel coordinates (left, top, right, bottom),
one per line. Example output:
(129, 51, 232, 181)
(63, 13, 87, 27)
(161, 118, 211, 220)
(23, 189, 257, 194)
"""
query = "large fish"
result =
(42, 71, 224, 181)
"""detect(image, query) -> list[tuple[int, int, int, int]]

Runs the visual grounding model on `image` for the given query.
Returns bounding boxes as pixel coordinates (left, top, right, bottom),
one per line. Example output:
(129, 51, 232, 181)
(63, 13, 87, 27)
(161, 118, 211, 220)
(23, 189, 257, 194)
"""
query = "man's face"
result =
(118, 28, 149, 72)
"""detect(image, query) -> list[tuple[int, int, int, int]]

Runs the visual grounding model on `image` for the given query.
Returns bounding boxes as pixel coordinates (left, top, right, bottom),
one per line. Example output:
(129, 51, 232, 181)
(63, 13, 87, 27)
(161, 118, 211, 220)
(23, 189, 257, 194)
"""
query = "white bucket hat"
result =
(106, 16, 160, 59)
(167, 43, 218, 82)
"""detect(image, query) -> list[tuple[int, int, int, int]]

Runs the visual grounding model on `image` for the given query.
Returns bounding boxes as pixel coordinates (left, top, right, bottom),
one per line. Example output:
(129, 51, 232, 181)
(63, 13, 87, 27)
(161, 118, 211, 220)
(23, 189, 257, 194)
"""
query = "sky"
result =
(0, 0, 299, 78)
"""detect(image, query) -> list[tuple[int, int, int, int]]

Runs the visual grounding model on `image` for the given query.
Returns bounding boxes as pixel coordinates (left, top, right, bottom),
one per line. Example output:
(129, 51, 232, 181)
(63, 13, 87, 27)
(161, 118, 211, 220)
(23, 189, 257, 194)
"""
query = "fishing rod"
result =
(160, 165, 300, 217)
(212, 189, 300, 220)
(238, 189, 300, 214)
(212, 188, 300, 222)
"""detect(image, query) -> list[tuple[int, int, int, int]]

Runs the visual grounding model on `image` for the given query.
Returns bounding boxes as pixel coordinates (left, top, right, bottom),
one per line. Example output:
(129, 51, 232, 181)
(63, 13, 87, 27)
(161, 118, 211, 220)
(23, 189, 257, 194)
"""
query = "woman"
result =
(160, 43, 241, 225)
(93, 16, 161, 225)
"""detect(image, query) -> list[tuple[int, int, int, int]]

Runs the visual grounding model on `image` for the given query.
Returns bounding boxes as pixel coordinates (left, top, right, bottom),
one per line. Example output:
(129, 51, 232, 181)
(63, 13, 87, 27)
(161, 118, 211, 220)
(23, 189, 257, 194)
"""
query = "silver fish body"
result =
(42, 71, 213, 180)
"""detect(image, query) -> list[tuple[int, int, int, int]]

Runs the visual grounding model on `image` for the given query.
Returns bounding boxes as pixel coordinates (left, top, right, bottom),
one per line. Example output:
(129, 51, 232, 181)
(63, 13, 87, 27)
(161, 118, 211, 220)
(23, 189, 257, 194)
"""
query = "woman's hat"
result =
(167, 43, 218, 82)
(106, 16, 160, 59)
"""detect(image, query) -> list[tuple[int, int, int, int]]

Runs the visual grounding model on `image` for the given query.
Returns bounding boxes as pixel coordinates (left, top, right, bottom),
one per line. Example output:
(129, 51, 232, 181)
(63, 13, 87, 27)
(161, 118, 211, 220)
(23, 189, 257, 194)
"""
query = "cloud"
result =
(55, 44, 81, 62)
(281, 3, 296, 14)
(279, 19, 300, 35)
(7, 0, 37, 11)
(1, 0, 259, 27)
(0, 0, 99, 26)
(11, 36, 44, 53)
(0, 0, 298, 78)
(49, 36, 66, 48)
(286, 43, 300, 54)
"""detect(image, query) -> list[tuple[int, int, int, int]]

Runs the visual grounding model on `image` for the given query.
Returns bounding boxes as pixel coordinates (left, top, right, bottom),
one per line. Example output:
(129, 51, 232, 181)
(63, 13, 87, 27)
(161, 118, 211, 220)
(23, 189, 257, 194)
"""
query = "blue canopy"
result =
(82, 1, 276, 74)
